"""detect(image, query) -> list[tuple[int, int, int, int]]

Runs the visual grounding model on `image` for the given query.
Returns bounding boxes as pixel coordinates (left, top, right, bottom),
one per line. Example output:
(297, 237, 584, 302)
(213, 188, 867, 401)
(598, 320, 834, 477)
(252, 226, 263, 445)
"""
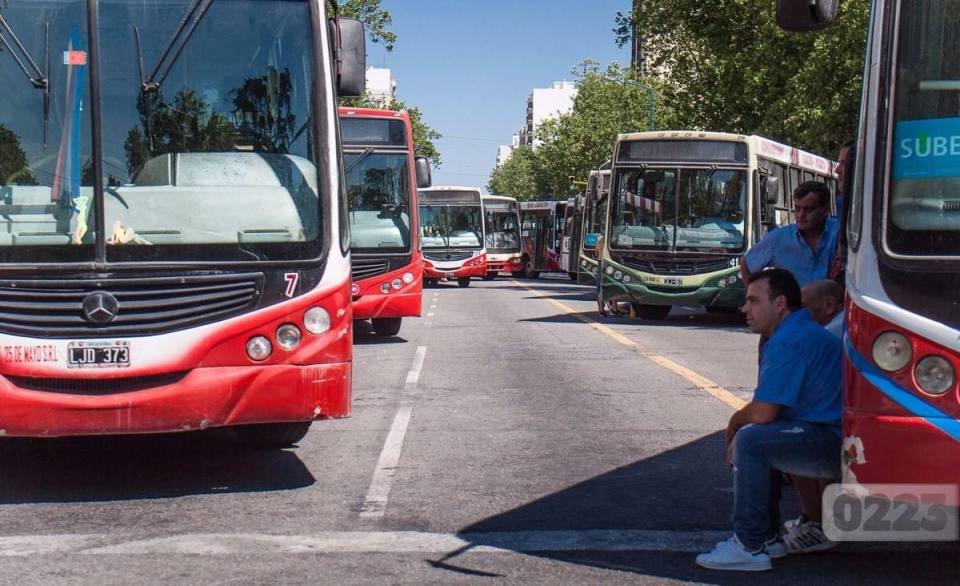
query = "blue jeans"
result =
(732, 419, 841, 549)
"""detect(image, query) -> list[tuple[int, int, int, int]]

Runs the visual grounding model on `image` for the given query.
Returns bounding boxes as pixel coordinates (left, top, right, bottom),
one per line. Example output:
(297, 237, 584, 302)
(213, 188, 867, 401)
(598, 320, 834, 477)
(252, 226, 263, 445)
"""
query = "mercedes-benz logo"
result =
(81, 291, 119, 323)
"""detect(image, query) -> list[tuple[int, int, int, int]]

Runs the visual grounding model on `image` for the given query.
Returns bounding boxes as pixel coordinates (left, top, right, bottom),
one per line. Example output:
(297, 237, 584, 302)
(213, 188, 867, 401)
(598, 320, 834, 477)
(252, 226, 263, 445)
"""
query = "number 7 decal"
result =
(284, 272, 299, 298)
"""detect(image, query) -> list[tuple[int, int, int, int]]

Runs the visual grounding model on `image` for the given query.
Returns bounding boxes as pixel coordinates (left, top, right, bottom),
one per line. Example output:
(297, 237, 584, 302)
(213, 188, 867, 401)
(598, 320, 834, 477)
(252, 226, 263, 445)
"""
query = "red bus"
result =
(481, 195, 523, 280)
(0, 1, 365, 447)
(419, 187, 487, 287)
(339, 108, 431, 336)
(518, 200, 567, 278)
(778, 1, 960, 500)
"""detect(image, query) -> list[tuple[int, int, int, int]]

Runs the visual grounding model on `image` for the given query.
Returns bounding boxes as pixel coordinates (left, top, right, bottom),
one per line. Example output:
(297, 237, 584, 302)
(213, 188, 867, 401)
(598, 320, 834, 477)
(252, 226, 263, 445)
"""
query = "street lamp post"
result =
(603, 76, 655, 131)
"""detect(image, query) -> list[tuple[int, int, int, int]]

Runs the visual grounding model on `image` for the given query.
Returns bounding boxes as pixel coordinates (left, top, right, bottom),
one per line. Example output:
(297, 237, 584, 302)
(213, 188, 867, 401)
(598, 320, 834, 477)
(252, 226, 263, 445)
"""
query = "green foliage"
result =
(341, 95, 443, 168)
(337, 0, 396, 52)
(489, 63, 669, 198)
(637, 0, 868, 155)
(487, 146, 545, 200)
(0, 125, 37, 185)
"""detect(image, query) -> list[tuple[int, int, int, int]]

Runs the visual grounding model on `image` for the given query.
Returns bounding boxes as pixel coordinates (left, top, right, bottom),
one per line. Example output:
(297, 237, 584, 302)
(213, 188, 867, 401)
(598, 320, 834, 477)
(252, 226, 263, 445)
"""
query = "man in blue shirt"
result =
(696, 268, 842, 572)
(741, 181, 839, 288)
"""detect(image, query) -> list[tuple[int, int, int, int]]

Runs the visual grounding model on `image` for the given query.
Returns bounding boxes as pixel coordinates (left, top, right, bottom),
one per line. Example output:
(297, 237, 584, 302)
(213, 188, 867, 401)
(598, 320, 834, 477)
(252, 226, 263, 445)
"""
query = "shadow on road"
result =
(427, 431, 956, 584)
(0, 430, 315, 503)
(518, 310, 747, 331)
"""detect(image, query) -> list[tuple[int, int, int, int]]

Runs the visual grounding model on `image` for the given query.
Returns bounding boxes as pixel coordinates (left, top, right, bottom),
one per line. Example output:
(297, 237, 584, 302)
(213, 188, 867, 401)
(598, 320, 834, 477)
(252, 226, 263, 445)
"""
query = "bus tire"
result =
(511, 271, 524, 278)
(372, 317, 402, 336)
(631, 303, 671, 320)
(521, 257, 539, 279)
(483, 272, 497, 281)
(234, 421, 312, 449)
(457, 277, 471, 287)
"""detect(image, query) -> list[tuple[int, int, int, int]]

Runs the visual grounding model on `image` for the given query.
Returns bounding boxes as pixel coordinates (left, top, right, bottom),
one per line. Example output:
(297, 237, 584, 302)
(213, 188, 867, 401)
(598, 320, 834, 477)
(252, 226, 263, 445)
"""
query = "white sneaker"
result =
(783, 514, 807, 532)
(695, 535, 772, 571)
(783, 520, 837, 554)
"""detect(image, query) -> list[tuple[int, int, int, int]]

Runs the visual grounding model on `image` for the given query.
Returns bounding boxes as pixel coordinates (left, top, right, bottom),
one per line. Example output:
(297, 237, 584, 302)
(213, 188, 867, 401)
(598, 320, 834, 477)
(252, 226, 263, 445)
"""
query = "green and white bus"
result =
(577, 169, 611, 284)
(600, 131, 836, 319)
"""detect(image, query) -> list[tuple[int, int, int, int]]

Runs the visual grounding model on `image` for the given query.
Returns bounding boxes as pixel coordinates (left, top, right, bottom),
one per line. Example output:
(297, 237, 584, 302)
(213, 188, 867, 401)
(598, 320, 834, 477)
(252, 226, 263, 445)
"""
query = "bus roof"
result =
(614, 130, 835, 176)
(338, 107, 411, 123)
(482, 195, 518, 204)
(519, 200, 564, 211)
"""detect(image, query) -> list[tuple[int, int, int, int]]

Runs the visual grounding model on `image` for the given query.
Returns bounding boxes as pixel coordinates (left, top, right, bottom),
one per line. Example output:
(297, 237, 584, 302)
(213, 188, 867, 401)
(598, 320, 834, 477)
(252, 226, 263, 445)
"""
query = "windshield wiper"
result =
(137, 0, 213, 95)
(0, 16, 50, 146)
(344, 147, 375, 175)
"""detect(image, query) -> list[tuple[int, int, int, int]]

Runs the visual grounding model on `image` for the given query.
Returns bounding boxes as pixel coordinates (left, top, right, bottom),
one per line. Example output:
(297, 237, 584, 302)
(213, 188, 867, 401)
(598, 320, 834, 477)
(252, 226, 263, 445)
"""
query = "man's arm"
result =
(726, 400, 781, 444)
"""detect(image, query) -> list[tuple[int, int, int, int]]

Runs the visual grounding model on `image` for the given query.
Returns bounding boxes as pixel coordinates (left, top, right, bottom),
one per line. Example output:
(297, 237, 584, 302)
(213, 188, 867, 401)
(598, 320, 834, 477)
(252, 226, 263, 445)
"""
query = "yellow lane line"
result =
(517, 280, 747, 411)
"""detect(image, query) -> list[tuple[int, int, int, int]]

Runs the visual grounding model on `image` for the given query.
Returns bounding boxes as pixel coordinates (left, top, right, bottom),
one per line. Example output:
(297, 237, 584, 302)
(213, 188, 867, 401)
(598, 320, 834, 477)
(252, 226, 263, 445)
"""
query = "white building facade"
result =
(365, 67, 396, 106)
(518, 80, 577, 148)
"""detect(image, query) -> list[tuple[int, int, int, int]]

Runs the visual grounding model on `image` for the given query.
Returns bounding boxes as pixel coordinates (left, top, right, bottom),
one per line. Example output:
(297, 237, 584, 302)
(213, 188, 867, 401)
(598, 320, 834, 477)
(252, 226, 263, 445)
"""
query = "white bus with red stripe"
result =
(0, 0, 364, 448)
(778, 0, 960, 500)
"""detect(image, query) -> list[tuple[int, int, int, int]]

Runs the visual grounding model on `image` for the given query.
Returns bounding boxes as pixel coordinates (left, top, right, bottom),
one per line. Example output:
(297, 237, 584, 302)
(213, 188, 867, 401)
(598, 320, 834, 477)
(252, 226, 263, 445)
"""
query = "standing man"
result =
(695, 269, 842, 571)
(740, 181, 839, 288)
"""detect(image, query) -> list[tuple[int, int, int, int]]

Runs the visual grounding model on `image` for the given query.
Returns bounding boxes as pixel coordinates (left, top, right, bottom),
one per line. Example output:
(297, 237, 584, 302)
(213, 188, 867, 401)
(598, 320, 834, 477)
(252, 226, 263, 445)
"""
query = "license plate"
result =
(663, 276, 684, 286)
(67, 341, 130, 368)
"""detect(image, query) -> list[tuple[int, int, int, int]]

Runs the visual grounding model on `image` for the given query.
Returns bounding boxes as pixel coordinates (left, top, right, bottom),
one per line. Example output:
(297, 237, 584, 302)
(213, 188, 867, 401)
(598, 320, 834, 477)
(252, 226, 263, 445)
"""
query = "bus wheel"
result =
(457, 277, 471, 288)
(521, 257, 538, 279)
(482, 272, 497, 281)
(234, 422, 312, 449)
(630, 303, 671, 320)
(510, 271, 524, 278)
(372, 317, 402, 336)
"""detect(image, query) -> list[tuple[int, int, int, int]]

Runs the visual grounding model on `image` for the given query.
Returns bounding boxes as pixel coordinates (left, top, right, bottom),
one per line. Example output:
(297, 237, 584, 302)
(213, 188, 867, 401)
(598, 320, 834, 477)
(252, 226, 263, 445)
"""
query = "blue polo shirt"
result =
(745, 217, 839, 287)
(755, 309, 842, 426)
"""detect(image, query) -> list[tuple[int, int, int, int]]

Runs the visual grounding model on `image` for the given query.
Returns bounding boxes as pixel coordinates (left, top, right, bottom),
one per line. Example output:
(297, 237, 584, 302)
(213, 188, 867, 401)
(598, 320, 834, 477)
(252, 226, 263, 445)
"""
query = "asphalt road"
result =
(0, 276, 955, 585)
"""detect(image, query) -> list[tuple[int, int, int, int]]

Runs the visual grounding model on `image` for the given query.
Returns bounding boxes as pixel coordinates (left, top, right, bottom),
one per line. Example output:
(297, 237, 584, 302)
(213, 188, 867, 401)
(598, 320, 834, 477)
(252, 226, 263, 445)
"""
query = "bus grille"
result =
(0, 273, 263, 338)
(351, 258, 389, 281)
(4, 372, 187, 395)
(424, 250, 474, 262)
(620, 257, 730, 275)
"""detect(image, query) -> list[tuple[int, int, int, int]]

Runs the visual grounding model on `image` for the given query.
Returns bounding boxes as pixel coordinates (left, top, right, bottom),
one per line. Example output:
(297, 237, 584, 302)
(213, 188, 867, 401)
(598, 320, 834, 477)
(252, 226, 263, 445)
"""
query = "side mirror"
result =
(763, 176, 781, 204)
(330, 18, 366, 97)
(775, 0, 838, 31)
(415, 156, 432, 188)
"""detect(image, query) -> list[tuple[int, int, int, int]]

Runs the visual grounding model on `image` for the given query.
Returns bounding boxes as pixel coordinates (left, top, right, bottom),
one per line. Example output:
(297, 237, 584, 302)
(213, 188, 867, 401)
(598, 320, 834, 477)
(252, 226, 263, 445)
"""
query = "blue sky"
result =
(367, 0, 630, 190)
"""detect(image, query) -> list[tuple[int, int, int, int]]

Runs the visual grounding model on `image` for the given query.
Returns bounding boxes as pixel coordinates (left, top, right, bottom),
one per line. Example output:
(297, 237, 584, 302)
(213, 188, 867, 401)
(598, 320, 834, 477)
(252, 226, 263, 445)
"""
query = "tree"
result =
(488, 63, 668, 198)
(337, 0, 396, 51)
(124, 87, 236, 177)
(487, 145, 544, 200)
(0, 125, 37, 185)
(622, 0, 868, 155)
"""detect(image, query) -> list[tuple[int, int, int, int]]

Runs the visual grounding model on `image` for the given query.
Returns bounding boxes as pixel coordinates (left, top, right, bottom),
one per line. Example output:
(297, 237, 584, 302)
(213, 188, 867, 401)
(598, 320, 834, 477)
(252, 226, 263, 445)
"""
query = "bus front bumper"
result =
(843, 412, 960, 505)
(423, 258, 487, 279)
(601, 272, 744, 308)
(353, 265, 422, 320)
(0, 361, 352, 437)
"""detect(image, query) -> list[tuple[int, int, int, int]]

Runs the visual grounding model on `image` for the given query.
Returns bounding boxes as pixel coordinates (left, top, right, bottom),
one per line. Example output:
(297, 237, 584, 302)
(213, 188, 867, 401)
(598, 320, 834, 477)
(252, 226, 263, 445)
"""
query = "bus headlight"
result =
(275, 324, 302, 350)
(246, 336, 272, 361)
(872, 331, 912, 372)
(381, 282, 391, 294)
(402, 272, 415, 284)
(391, 278, 403, 290)
(351, 283, 360, 296)
(622, 274, 631, 283)
(605, 266, 615, 275)
(613, 270, 623, 281)
(304, 307, 331, 334)
(915, 355, 955, 395)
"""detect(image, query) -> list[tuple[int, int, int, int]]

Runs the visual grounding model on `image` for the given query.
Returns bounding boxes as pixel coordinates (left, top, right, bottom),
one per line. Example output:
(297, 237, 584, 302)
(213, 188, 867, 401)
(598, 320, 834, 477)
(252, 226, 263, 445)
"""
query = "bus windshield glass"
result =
(484, 208, 520, 250)
(888, 0, 960, 256)
(0, 0, 324, 264)
(344, 152, 411, 252)
(610, 167, 746, 252)
(0, 1, 93, 263)
(420, 205, 483, 248)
